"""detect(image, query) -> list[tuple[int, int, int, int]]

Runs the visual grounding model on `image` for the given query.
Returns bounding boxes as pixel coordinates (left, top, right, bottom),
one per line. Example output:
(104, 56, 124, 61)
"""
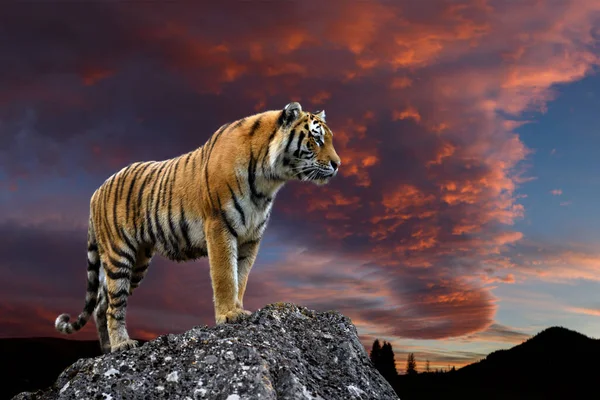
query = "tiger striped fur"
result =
(54, 102, 341, 353)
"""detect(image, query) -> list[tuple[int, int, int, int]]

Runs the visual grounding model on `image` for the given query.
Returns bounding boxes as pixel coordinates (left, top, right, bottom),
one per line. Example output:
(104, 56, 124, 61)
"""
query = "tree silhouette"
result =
(370, 339, 381, 368)
(370, 339, 397, 382)
(379, 341, 398, 380)
(406, 352, 417, 375)
(425, 359, 430, 373)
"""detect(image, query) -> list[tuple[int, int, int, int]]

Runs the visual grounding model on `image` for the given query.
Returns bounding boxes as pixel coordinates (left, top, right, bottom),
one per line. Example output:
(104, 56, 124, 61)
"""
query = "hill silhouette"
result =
(394, 326, 600, 400)
(1, 337, 146, 399)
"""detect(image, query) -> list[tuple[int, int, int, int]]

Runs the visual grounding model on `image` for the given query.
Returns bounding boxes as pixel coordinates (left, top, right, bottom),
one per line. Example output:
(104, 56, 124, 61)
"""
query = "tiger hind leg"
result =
(102, 245, 138, 352)
(93, 279, 111, 354)
(129, 246, 154, 296)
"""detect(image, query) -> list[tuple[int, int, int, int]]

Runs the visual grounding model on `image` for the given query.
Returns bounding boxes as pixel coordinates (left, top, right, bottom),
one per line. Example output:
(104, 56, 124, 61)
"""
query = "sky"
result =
(1, 0, 600, 372)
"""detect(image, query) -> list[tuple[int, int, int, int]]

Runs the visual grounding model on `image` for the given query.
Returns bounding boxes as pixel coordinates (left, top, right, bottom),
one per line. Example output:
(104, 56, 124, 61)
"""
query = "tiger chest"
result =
(232, 196, 273, 242)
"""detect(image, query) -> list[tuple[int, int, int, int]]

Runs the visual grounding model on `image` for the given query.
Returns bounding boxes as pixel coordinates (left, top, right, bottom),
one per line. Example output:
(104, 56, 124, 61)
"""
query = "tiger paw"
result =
(216, 308, 251, 324)
(111, 339, 139, 353)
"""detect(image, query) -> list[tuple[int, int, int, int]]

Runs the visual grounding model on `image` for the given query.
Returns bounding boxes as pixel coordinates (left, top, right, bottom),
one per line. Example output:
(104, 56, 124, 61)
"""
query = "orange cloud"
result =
(427, 142, 456, 166)
(310, 91, 331, 105)
(392, 106, 421, 123)
(382, 185, 435, 213)
(391, 76, 413, 89)
(265, 63, 307, 77)
(493, 231, 524, 247)
(479, 273, 517, 284)
(278, 31, 312, 53)
(305, 188, 361, 212)
(325, 1, 398, 56)
(80, 67, 115, 86)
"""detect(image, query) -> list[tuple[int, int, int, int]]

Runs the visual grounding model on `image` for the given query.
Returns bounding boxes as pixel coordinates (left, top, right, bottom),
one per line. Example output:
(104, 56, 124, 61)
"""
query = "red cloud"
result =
(81, 67, 115, 86)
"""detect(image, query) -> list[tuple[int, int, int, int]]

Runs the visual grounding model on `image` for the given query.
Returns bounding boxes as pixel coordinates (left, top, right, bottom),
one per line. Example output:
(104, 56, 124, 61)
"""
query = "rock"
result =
(13, 303, 399, 400)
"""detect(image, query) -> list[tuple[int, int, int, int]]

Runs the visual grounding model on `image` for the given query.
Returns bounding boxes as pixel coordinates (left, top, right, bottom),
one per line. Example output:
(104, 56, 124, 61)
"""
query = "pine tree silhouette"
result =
(370, 339, 398, 382)
(425, 359, 430, 373)
(370, 339, 382, 368)
(406, 352, 417, 375)
(379, 341, 398, 381)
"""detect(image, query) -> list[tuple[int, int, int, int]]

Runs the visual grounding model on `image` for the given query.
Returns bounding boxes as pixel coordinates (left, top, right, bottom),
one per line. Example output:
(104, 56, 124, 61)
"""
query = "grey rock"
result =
(13, 303, 399, 400)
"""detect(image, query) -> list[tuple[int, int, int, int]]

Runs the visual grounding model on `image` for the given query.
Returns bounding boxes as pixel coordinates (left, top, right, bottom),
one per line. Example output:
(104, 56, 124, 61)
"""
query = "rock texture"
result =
(14, 303, 399, 400)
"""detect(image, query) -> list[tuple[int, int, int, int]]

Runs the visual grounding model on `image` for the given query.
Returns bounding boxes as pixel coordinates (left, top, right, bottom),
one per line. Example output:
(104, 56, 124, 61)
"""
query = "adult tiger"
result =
(54, 102, 341, 353)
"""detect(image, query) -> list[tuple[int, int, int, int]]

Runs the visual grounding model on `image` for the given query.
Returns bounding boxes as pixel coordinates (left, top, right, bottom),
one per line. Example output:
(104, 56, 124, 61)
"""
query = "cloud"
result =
(392, 107, 422, 123)
(461, 323, 531, 344)
(245, 249, 497, 340)
(1, 0, 600, 357)
(507, 239, 600, 283)
(479, 273, 517, 284)
(565, 307, 600, 317)
(550, 189, 563, 196)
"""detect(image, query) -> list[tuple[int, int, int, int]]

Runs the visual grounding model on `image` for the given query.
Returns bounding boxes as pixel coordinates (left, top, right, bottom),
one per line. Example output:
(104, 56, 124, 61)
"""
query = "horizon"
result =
(0, 323, 594, 374)
(2, 1, 600, 373)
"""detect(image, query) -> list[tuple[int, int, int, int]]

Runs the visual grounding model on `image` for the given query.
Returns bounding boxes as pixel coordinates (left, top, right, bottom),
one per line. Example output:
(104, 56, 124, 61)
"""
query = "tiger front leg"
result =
(205, 217, 249, 324)
(236, 239, 261, 312)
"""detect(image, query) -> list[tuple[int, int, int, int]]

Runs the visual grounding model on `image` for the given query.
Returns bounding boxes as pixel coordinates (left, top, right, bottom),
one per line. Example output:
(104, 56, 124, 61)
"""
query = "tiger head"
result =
(278, 102, 341, 186)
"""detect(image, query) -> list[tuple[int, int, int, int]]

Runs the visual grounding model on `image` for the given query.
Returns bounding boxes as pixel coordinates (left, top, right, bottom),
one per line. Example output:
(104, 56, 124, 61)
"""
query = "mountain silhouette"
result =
(394, 326, 600, 400)
(460, 326, 599, 376)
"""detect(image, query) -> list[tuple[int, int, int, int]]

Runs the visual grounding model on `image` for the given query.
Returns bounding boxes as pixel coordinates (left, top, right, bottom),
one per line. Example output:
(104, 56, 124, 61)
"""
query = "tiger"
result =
(54, 102, 341, 353)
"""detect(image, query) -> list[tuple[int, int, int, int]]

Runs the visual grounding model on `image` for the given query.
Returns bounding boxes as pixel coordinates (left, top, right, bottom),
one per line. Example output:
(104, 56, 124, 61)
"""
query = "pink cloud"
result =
(566, 307, 600, 317)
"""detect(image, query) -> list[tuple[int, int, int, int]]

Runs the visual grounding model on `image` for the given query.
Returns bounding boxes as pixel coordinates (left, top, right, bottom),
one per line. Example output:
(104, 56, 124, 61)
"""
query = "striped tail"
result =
(55, 224, 101, 335)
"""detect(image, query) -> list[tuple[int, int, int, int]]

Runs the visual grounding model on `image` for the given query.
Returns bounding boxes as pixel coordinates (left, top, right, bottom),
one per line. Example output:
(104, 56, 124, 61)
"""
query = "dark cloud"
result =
(471, 323, 531, 344)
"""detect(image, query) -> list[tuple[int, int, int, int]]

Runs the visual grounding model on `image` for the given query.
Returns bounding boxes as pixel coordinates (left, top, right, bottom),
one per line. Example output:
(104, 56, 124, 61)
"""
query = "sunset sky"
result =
(2, 1, 600, 372)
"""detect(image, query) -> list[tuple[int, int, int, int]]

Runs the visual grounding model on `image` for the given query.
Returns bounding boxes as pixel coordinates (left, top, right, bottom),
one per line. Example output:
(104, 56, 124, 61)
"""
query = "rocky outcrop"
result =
(14, 303, 399, 399)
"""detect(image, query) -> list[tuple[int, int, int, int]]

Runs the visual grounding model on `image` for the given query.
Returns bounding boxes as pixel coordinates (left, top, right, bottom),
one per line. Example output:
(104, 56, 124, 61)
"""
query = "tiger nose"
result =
(330, 160, 339, 171)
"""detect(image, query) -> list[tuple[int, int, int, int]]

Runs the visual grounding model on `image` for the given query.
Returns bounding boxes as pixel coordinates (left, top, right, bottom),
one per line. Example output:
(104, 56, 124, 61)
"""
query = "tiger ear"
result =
(281, 102, 302, 126)
(315, 110, 326, 122)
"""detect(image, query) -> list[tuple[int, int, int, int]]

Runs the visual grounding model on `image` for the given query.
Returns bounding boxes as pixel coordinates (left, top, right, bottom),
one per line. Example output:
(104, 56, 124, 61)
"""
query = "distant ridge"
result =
(394, 326, 600, 400)
(459, 325, 599, 375)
